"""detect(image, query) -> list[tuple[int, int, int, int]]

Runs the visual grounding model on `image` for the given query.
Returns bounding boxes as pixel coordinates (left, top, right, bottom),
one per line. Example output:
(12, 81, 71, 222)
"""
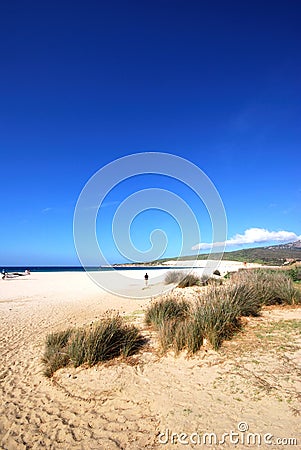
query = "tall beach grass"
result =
(42, 314, 144, 377)
(146, 268, 301, 354)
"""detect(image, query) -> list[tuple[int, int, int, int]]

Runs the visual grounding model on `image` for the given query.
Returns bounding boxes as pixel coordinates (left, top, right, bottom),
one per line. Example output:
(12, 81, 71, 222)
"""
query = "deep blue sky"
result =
(0, 0, 300, 265)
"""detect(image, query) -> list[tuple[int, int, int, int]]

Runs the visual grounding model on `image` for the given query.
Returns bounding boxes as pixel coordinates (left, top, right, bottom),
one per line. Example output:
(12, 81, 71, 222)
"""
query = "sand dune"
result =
(0, 270, 300, 449)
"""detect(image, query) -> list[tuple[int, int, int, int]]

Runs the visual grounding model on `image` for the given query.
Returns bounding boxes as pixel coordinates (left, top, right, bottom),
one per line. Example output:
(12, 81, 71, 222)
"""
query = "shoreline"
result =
(0, 261, 264, 302)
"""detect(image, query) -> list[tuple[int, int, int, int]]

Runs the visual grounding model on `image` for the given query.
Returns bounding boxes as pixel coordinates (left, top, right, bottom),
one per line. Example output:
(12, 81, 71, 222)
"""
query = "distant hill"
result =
(154, 241, 301, 266)
(200, 241, 301, 265)
(265, 240, 301, 250)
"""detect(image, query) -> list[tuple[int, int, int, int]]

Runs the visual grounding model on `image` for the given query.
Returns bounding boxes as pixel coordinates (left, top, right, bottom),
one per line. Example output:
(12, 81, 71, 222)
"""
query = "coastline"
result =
(0, 260, 263, 301)
(1, 265, 300, 449)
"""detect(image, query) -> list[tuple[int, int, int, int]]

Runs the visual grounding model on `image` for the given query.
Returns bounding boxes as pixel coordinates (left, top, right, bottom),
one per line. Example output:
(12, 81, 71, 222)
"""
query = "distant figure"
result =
(25, 269, 31, 275)
(144, 272, 149, 286)
(2, 269, 7, 280)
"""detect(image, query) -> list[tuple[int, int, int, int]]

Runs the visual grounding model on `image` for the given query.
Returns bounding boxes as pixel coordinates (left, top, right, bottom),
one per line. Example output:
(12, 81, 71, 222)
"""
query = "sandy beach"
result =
(0, 268, 300, 449)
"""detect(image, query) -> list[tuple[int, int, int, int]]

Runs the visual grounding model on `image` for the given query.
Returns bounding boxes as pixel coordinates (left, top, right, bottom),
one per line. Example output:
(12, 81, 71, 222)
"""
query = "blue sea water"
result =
(1, 265, 194, 273)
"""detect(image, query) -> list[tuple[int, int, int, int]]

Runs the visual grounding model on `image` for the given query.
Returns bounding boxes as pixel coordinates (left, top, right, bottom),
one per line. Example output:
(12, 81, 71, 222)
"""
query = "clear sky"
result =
(0, 0, 300, 265)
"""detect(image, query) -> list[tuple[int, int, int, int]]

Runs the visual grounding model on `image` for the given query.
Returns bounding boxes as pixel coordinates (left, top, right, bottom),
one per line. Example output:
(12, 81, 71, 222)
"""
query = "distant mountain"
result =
(152, 241, 301, 266)
(207, 241, 301, 265)
(265, 240, 301, 250)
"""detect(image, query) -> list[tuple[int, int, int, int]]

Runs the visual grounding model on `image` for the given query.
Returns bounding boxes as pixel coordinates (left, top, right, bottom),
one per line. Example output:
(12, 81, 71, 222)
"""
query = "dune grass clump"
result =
(145, 296, 204, 354)
(42, 315, 144, 377)
(287, 266, 301, 282)
(146, 268, 301, 356)
(154, 317, 203, 354)
(164, 270, 209, 288)
(194, 288, 242, 350)
(164, 270, 185, 285)
(145, 297, 190, 329)
(231, 269, 301, 306)
(43, 329, 73, 378)
(148, 290, 241, 353)
(177, 273, 203, 288)
(145, 297, 192, 353)
(223, 281, 263, 317)
(181, 318, 204, 354)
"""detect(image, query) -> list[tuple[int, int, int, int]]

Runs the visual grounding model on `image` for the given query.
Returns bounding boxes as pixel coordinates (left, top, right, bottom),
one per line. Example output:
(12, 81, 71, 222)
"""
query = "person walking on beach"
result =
(2, 269, 7, 280)
(144, 272, 149, 286)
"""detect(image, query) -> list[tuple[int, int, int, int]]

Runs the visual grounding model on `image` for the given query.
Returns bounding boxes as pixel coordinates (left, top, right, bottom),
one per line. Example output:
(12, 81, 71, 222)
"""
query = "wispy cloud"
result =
(42, 207, 52, 213)
(84, 201, 120, 211)
(192, 228, 301, 251)
(101, 200, 120, 208)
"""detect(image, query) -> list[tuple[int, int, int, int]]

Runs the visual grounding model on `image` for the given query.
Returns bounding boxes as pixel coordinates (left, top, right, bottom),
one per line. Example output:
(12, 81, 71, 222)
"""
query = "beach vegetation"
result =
(284, 266, 301, 282)
(164, 270, 184, 284)
(147, 268, 301, 354)
(42, 314, 144, 377)
(177, 273, 203, 288)
(193, 289, 242, 350)
(43, 269, 301, 376)
(145, 297, 190, 329)
(230, 269, 301, 306)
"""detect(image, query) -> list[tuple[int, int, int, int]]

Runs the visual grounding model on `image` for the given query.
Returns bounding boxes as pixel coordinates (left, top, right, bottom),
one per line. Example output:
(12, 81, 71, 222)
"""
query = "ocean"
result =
(1, 265, 193, 273)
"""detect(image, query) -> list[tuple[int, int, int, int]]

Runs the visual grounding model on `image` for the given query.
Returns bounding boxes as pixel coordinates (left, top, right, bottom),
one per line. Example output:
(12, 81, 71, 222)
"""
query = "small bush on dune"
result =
(157, 319, 178, 352)
(177, 273, 203, 288)
(231, 269, 301, 306)
(45, 329, 73, 348)
(194, 288, 242, 350)
(83, 316, 127, 365)
(145, 297, 190, 329)
(156, 317, 204, 354)
(207, 277, 224, 286)
(42, 329, 74, 377)
(120, 325, 144, 357)
(42, 315, 144, 377)
(147, 267, 301, 356)
(165, 270, 209, 288)
(287, 266, 301, 282)
(146, 297, 204, 353)
(164, 270, 185, 285)
(224, 281, 263, 317)
(42, 343, 70, 378)
(183, 318, 204, 354)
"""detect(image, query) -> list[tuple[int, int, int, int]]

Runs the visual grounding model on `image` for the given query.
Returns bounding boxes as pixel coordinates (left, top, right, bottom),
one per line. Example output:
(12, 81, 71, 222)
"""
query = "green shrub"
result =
(286, 267, 301, 282)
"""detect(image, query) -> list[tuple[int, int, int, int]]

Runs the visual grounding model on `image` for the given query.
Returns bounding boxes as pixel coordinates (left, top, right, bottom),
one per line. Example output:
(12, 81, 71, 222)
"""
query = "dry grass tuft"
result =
(42, 314, 144, 377)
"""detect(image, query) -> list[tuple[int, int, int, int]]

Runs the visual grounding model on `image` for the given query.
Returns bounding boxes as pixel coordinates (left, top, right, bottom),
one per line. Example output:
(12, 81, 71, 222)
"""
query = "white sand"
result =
(0, 268, 300, 449)
(163, 259, 264, 275)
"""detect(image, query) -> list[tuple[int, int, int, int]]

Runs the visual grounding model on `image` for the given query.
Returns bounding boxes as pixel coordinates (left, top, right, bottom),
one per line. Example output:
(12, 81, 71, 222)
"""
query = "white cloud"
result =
(84, 201, 120, 211)
(192, 228, 301, 251)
